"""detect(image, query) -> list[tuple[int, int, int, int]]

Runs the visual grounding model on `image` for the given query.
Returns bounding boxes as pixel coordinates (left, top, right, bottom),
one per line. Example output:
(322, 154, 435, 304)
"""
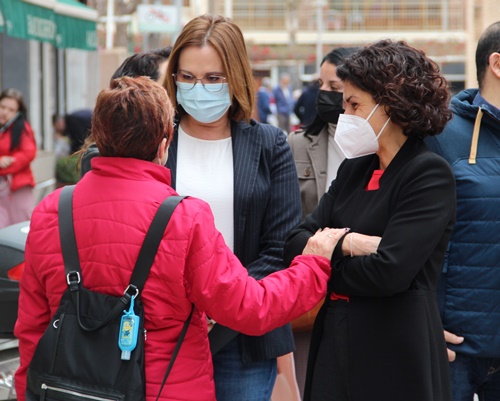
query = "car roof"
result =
(0, 221, 29, 251)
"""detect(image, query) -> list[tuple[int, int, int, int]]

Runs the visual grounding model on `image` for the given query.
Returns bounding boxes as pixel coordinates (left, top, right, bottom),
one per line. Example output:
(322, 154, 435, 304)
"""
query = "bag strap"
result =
(128, 195, 185, 292)
(59, 186, 194, 397)
(155, 304, 194, 401)
(59, 185, 125, 331)
(58, 185, 186, 331)
(59, 185, 81, 279)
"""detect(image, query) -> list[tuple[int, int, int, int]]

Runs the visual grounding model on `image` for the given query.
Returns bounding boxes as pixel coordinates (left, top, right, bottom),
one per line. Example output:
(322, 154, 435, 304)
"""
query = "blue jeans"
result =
(450, 353, 500, 401)
(212, 336, 277, 401)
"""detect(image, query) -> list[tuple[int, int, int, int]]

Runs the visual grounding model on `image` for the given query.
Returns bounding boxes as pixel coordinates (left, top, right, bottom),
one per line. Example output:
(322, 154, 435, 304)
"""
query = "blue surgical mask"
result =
(176, 82, 231, 124)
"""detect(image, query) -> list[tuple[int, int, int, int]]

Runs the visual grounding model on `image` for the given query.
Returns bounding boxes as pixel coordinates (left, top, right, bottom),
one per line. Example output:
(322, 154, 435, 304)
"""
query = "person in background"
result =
(52, 113, 79, 187)
(273, 72, 294, 134)
(257, 77, 274, 124)
(14, 75, 346, 401)
(288, 47, 358, 221)
(287, 47, 358, 397)
(293, 76, 320, 127)
(65, 109, 93, 154)
(0, 89, 36, 228)
(110, 46, 172, 85)
(284, 40, 456, 401)
(52, 114, 70, 160)
(163, 14, 302, 401)
(80, 47, 173, 177)
(67, 49, 171, 157)
(425, 20, 500, 401)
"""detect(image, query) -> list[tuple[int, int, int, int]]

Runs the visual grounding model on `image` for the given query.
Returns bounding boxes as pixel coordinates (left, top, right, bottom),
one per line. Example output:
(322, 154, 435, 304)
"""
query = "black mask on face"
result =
(316, 90, 344, 124)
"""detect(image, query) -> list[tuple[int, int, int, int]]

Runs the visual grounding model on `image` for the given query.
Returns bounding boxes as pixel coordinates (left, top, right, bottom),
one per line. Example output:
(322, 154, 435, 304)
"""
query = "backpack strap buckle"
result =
(66, 271, 81, 292)
(124, 284, 139, 299)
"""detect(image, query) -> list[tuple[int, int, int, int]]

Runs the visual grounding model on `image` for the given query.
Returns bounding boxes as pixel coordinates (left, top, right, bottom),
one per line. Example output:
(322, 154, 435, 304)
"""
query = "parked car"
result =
(0, 220, 29, 401)
(0, 221, 28, 336)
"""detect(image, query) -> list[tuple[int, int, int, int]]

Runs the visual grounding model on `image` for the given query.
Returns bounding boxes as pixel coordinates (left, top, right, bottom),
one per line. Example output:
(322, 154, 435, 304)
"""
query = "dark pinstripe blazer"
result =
(167, 119, 301, 362)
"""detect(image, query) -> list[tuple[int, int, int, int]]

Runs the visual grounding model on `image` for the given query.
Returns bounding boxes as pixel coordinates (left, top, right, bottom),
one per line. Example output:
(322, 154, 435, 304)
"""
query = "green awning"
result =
(54, 0, 97, 51)
(2, 0, 57, 44)
(0, 0, 97, 51)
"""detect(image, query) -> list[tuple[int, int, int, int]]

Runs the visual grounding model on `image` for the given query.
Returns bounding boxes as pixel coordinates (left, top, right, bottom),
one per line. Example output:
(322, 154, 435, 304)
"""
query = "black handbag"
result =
(26, 186, 192, 401)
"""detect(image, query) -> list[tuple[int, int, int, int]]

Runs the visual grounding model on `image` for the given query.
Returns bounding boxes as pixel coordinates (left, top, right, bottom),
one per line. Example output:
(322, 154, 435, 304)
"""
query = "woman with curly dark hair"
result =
(284, 40, 456, 401)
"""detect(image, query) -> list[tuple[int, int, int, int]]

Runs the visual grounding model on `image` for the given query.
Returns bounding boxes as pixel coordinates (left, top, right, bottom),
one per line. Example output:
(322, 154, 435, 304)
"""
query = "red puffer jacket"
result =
(14, 157, 330, 401)
(0, 121, 36, 191)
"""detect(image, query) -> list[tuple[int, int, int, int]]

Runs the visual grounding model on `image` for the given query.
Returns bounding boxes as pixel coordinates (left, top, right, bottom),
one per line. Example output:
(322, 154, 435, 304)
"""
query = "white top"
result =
(176, 126, 235, 251)
(326, 123, 346, 192)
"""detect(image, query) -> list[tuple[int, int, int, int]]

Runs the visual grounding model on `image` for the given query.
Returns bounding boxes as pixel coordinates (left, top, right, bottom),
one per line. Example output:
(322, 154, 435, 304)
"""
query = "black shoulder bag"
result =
(26, 186, 193, 401)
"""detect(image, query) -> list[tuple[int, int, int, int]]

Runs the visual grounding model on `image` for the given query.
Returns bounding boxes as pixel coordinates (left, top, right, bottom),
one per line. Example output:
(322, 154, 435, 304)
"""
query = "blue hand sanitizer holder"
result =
(118, 296, 140, 360)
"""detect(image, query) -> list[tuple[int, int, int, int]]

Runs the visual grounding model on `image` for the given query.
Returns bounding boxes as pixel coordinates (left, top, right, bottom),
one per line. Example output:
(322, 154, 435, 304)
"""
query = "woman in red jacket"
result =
(14, 76, 346, 401)
(0, 88, 36, 228)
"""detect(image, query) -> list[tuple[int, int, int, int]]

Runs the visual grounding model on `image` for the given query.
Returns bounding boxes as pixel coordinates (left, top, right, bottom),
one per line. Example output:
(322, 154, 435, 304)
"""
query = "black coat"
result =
(285, 136, 455, 401)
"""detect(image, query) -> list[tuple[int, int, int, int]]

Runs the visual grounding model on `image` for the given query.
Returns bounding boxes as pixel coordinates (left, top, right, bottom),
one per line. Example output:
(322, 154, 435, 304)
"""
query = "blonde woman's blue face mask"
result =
(176, 82, 231, 124)
(175, 45, 231, 124)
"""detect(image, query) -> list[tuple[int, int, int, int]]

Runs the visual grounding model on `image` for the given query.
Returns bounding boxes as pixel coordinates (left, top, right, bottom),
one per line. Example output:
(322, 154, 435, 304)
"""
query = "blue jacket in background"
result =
(425, 88, 500, 358)
(256, 87, 272, 123)
(272, 85, 294, 116)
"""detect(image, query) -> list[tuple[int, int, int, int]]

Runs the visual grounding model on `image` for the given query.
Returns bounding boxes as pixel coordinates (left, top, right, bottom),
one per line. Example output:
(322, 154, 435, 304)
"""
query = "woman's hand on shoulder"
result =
(303, 228, 349, 260)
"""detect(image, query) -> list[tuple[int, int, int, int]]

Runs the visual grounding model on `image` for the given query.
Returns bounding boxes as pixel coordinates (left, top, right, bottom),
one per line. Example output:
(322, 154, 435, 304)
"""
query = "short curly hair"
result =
(336, 40, 452, 137)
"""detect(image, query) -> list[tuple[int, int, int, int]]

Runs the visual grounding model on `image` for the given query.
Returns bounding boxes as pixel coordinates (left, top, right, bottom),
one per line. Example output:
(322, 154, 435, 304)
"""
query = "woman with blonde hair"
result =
(163, 14, 302, 401)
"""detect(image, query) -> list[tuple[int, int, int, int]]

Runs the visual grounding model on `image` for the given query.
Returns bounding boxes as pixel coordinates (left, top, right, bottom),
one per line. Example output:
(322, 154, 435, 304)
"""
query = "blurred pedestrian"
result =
(257, 77, 274, 124)
(0, 89, 36, 228)
(52, 113, 78, 187)
(52, 114, 70, 160)
(284, 40, 456, 401)
(164, 14, 302, 401)
(65, 109, 92, 154)
(14, 75, 343, 401)
(293, 76, 320, 127)
(273, 73, 294, 134)
(287, 47, 358, 397)
(425, 20, 500, 401)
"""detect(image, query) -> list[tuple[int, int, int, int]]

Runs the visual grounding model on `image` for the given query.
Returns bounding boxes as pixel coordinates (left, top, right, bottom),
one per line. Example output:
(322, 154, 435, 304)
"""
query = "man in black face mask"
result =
(286, 46, 359, 399)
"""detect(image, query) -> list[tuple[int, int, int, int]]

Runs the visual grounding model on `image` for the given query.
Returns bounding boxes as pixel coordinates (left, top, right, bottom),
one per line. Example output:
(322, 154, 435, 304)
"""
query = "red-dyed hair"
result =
(92, 76, 174, 161)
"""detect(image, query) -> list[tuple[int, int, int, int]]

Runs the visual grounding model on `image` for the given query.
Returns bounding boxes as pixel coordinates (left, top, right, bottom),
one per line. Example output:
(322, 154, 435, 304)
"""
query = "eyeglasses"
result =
(173, 73, 227, 92)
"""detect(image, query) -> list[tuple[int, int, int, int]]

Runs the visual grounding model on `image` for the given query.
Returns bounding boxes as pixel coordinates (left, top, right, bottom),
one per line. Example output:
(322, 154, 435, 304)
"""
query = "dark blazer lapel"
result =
(379, 136, 423, 186)
(166, 130, 179, 189)
(232, 121, 261, 258)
